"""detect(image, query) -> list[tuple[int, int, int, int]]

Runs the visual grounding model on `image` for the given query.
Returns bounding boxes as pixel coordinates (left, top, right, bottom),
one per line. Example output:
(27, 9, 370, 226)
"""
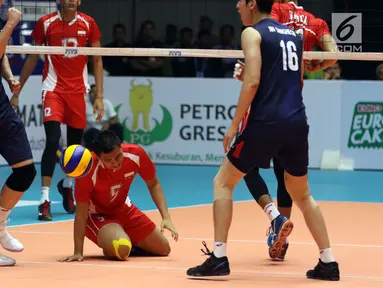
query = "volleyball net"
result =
(5, 45, 383, 61)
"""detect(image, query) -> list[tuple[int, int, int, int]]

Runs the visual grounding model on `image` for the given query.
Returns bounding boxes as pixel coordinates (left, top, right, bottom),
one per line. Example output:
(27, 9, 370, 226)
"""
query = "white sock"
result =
(320, 248, 335, 263)
(213, 242, 227, 258)
(63, 178, 72, 188)
(264, 203, 280, 222)
(41, 187, 50, 203)
(0, 206, 11, 237)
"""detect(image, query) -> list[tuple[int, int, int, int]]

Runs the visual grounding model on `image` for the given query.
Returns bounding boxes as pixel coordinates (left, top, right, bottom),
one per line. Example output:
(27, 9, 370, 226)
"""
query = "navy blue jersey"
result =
(248, 18, 306, 124)
(0, 19, 6, 94)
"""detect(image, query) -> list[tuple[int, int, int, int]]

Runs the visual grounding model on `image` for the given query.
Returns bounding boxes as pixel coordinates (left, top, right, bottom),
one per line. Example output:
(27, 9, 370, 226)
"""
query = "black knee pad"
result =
(244, 167, 270, 203)
(6, 163, 37, 192)
(273, 161, 293, 208)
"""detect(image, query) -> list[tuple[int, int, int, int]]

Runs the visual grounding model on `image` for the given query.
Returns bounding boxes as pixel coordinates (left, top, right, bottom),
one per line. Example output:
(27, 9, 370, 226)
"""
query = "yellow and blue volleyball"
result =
(59, 145, 93, 179)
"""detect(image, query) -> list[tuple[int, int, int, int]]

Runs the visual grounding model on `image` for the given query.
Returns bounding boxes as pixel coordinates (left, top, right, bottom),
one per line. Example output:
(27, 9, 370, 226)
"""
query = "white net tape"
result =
(5, 45, 383, 61)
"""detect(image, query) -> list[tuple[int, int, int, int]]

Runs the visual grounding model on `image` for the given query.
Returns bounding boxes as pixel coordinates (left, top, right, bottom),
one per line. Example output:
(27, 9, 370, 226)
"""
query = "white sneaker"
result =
(0, 254, 16, 266)
(0, 230, 24, 252)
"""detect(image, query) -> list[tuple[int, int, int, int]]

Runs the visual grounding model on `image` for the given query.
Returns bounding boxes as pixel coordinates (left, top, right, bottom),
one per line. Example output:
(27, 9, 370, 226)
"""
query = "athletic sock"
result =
(0, 206, 10, 237)
(63, 177, 72, 188)
(40, 187, 50, 203)
(320, 248, 335, 263)
(213, 242, 227, 258)
(264, 203, 280, 222)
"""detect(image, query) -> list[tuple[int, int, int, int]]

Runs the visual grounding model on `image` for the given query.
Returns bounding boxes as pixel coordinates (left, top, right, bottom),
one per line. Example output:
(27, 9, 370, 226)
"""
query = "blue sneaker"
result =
(267, 214, 293, 260)
(267, 233, 289, 261)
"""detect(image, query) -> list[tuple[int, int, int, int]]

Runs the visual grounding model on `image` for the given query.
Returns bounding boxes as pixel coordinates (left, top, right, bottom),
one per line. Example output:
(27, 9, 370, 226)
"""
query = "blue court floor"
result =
(3, 163, 383, 227)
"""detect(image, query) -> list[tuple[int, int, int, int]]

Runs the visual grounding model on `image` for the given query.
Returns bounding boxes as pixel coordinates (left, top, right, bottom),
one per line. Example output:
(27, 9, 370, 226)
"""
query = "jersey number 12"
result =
(280, 40, 299, 71)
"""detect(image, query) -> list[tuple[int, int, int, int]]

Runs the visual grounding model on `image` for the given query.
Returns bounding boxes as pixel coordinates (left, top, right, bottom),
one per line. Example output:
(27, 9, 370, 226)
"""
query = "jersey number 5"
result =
(280, 40, 299, 71)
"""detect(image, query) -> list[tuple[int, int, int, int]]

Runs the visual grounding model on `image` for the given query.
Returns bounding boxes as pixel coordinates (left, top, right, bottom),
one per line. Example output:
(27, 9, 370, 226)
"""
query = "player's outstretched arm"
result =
(145, 175, 178, 241)
(58, 201, 89, 262)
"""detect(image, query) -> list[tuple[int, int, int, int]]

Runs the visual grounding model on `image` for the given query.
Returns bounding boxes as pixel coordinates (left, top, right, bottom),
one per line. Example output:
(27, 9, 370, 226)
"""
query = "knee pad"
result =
(112, 238, 132, 260)
(244, 168, 269, 202)
(6, 163, 36, 192)
(277, 188, 293, 208)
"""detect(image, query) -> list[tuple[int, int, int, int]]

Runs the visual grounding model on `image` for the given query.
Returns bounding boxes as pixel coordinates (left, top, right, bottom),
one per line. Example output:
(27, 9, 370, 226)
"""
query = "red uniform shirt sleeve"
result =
(30, 18, 45, 45)
(314, 18, 331, 45)
(88, 17, 102, 44)
(137, 147, 156, 181)
(270, 3, 281, 22)
(74, 175, 93, 203)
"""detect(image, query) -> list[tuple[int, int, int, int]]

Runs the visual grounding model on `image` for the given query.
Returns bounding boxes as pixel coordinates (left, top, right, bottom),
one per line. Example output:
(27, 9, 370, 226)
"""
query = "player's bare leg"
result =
(0, 159, 36, 266)
(135, 227, 171, 256)
(97, 223, 133, 261)
(187, 158, 244, 276)
(284, 171, 339, 280)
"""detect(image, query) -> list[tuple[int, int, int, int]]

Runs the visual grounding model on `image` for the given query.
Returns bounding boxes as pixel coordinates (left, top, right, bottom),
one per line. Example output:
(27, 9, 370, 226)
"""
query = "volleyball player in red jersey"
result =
(58, 131, 178, 262)
(234, 0, 338, 263)
(10, 0, 105, 221)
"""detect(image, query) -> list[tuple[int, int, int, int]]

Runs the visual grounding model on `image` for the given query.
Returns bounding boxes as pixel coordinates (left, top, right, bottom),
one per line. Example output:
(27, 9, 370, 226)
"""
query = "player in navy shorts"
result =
(187, 0, 339, 281)
(0, 6, 37, 267)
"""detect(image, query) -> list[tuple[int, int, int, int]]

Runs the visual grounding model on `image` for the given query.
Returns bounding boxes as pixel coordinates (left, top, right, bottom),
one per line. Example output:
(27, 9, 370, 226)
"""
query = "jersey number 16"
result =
(280, 40, 299, 71)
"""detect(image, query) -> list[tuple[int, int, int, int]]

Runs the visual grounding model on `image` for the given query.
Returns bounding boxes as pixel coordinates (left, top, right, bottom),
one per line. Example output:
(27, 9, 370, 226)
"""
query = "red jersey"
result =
(75, 144, 156, 215)
(271, 2, 331, 51)
(31, 11, 101, 94)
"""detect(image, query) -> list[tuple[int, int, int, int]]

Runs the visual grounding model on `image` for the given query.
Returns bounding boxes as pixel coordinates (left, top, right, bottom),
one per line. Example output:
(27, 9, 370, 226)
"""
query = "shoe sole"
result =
(307, 275, 340, 281)
(187, 270, 231, 277)
(269, 220, 294, 259)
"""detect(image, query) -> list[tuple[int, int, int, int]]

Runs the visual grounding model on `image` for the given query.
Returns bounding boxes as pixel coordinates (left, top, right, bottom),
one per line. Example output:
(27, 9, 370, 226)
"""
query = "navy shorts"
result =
(227, 121, 309, 177)
(0, 104, 33, 166)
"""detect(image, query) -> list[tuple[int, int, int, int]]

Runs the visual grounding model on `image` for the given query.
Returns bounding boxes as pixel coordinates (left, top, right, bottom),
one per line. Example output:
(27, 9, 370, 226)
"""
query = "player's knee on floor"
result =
(6, 163, 36, 192)
(111, 238, 132, 260)
(157, 237, 171, 256)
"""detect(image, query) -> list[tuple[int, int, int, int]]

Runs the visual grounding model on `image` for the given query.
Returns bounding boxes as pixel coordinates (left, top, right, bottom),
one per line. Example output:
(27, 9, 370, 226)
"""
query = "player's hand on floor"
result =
(57, 253, 84, 262)
(223, 124, 239, 153)
(233, 60, 245, 81)
(93, 97, 104, 121)
(161, 218, 179, 241)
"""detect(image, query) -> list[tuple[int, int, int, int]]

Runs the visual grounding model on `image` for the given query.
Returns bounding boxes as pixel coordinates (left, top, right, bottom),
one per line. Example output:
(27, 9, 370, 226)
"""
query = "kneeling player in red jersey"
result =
(58, 131, 178, 262)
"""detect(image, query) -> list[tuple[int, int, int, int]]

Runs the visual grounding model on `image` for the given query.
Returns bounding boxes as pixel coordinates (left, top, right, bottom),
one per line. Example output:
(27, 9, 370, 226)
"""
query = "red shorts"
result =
(42, 91, 86, 129)
(85, 204, 156, 246)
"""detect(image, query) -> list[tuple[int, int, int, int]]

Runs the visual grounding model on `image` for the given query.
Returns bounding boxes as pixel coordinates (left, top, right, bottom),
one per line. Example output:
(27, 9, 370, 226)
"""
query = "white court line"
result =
(9, 198, 383, 228)
(9, 230, 383, 249)
(15, 260, 383, 281)
(8, 201, 247, 228)
(8, 200, 383, 249)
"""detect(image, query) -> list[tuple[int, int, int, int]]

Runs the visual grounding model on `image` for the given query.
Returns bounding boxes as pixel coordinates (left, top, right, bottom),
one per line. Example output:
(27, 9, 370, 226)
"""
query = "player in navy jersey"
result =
(0, 5, 36, 266)
(186, 0, 339, 281)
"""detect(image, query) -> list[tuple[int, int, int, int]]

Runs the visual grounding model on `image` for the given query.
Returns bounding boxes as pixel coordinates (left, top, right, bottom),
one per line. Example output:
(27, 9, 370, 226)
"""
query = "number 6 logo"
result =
(336, 15, 357, 42)
(332, 13, 362, 44)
